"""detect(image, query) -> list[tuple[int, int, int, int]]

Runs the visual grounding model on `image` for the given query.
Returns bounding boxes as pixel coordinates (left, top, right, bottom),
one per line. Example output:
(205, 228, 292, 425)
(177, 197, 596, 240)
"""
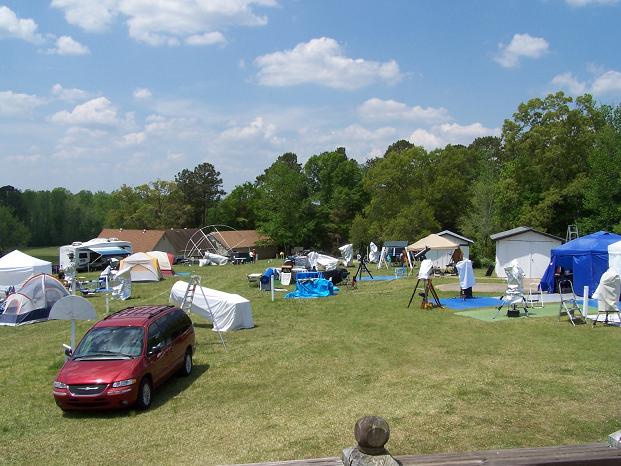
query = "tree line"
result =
(2, 91, 621, 265)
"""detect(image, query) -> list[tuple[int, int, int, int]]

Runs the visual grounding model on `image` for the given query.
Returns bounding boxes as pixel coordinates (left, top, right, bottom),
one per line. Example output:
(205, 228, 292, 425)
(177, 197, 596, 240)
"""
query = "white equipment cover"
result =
(339, 244, 353, 267)
(418, 259, 433, 280)
(368, 242, 379, 263)
(111, 269, 131, 300)
(456, 259, 476, 289)
(592, 268, 621, 314)
(203, 252, 228, 266)
(503, 260, 525, 304)
(308, 252, 339, 271)
(118, 252, 162, 282)
(169, 281, 254, 332)
(0, 250, 52, 288)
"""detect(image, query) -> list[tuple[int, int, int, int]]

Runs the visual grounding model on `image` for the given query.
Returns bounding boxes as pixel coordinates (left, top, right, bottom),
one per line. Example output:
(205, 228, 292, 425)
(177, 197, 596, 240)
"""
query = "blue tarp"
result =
(284, 278, 339, 299)
(540, 231, 621, 297)
(440, 297, 503, 310)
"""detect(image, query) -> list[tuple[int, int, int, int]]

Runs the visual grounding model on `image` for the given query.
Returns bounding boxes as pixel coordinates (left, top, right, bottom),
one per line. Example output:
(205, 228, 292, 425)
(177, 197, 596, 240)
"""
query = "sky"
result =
(1, 0, 620, 194)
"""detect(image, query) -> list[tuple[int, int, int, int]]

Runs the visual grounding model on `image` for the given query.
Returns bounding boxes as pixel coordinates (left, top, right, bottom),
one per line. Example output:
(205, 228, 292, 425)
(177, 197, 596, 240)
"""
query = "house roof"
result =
(490, 226, 563, 242)
(383, 240, 408, 248)
(209, 229, 273, 249)
(99, 229, 165, 253)
(437, 230, 474, 244)
(98, 228, 200, 255)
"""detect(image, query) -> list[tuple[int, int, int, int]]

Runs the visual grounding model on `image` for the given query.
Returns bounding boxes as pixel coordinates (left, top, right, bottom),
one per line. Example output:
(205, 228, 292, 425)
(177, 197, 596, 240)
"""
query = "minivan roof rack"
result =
(103, 305, 175, 321)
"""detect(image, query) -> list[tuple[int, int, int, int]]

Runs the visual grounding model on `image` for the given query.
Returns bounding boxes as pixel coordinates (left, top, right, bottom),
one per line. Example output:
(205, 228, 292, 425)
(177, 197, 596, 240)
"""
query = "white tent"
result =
(118, 252, 162, 282)
(169, 281, 254, 332)
(407, 234, 461, 269)
(0, 250, 52, 288)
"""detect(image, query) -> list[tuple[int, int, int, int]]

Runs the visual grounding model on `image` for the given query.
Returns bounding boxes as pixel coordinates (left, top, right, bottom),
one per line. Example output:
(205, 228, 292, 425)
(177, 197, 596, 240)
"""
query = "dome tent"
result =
(0, 274, 69, 326)
(0, 250, 52, 288)
(118, 252, 162, 282)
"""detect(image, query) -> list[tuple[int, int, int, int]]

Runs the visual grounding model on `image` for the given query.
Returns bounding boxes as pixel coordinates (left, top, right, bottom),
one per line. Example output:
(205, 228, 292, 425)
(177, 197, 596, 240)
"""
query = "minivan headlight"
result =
(111, 378, 137, 388)
(53, 381, 67, 389)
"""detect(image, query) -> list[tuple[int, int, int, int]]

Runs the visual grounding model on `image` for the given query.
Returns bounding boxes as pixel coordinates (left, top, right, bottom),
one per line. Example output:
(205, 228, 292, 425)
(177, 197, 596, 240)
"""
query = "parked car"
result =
(53, 305, 195, 411)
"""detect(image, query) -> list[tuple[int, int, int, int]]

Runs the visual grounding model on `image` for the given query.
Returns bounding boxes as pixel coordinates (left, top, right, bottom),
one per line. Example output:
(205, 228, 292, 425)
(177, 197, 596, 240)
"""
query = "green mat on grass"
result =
(455, 303, 595, 322)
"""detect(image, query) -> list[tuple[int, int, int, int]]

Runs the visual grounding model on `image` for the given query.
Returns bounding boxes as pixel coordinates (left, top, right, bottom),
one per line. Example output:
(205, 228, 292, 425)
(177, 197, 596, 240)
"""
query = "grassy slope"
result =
(0, 262, 620, 465)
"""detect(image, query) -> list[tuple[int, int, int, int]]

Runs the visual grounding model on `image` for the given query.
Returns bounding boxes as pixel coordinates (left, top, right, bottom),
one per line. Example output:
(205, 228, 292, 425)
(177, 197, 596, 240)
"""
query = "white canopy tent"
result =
(169, 281, 254, 332)
(406, 234, 461, 269)
(0, 250, 52, 288)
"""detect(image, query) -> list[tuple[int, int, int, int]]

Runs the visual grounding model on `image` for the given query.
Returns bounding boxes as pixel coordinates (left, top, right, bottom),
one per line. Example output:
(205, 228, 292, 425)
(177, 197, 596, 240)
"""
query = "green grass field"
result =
(1, 261, 620, 465)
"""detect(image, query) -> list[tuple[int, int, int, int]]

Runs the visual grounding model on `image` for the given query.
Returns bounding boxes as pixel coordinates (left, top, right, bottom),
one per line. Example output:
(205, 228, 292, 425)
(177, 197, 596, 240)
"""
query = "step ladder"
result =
(566, 224, 579, 242)
(181, 275, 227, 351)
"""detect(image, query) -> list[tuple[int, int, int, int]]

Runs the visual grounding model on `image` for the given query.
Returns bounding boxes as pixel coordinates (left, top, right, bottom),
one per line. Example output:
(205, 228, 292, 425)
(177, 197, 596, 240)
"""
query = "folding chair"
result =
(527, 282, 544, 309)
(494, 263, 528, 319)
(558, 279, 585, 326)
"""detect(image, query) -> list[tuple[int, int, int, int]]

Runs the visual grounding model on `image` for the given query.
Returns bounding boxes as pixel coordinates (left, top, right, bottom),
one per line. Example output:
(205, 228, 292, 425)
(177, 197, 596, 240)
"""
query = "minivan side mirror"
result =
(63, 344, 72, 357)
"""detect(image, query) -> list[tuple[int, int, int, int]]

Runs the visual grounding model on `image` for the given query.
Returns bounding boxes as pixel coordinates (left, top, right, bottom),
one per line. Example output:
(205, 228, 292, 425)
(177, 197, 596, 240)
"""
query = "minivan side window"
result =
(147, 321, 163, 352)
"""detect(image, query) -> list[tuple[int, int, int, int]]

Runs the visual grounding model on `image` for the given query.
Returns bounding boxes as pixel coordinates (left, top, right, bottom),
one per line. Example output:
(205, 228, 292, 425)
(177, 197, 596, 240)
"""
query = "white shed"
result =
(491, 227, 563, 279)
(437, 230, 474, 260)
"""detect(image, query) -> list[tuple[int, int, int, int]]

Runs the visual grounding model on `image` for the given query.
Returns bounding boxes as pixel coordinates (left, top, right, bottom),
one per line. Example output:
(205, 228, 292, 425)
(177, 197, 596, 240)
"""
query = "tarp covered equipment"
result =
(284, 278, 338, 299)
(169, 280, 254, 331)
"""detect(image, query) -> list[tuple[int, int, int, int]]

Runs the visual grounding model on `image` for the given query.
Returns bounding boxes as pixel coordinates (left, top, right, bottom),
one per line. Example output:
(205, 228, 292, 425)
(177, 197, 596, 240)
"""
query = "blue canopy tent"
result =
(540, 231, 621, 297)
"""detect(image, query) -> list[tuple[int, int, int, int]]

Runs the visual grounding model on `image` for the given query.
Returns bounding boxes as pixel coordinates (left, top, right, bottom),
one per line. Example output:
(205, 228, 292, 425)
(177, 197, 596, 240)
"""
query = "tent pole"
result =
(71, 319, 76, 349)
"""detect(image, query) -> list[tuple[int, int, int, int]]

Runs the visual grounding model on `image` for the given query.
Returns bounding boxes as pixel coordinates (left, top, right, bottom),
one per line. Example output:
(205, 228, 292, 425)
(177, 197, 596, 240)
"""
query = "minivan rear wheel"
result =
(136, 377, 152, 410)
(180, 350, 192, 377)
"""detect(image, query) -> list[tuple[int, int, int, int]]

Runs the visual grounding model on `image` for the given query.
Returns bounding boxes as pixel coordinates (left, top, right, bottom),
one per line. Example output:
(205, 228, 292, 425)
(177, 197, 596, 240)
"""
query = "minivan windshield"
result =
(73, 327, 144, 360)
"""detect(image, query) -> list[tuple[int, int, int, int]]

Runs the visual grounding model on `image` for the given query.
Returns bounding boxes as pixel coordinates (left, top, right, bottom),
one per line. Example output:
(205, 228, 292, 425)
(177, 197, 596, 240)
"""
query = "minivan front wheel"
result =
(136, 377, 152, 410)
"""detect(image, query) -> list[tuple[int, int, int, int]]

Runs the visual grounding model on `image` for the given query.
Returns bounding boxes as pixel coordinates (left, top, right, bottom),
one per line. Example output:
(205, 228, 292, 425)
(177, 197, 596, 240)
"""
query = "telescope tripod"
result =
(407, 278, 443, 309)
(352, 257, 374, 285)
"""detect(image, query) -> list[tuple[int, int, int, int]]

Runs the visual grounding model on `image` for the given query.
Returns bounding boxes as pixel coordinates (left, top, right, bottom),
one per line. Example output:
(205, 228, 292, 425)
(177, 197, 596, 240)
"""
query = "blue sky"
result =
(1, 0, 620, 193)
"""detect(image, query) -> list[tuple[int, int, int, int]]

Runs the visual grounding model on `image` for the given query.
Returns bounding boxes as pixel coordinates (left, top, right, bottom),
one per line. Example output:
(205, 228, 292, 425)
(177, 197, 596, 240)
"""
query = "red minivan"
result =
(53, 305, 195, 411)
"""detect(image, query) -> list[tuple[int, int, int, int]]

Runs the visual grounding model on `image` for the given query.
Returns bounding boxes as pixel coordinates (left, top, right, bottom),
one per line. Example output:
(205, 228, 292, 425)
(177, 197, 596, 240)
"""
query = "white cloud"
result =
(50, 0, 119, 33)
(495, 33, 549, 68)
(52, 0, 276, 46)
(551, 72, 587, 95)
(50, 97, 119, 125)
(0, 90, 45, 117)
(54, 127, 110, 159)
(358, 98, 451, 123)
(565, 0, 618, 6)
(0, 5, 44, 44)
(409, 122, 500, 150)
(122, 132, 146, 145)
(550, 69, 621, 96)
(133, 88, 152, 99)
(255, 37, 402, 90)
(591, 70, 621, 96)
(219, 116, 280, 144)
(51, 84, 91, 102)
(46, 35, 90, 55)
(186, 32, 226, 46)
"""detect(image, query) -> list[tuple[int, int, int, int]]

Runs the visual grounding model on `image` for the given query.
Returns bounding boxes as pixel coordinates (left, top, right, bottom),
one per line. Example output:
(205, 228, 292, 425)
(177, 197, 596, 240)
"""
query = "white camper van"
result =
(59, 237, 132, 272)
